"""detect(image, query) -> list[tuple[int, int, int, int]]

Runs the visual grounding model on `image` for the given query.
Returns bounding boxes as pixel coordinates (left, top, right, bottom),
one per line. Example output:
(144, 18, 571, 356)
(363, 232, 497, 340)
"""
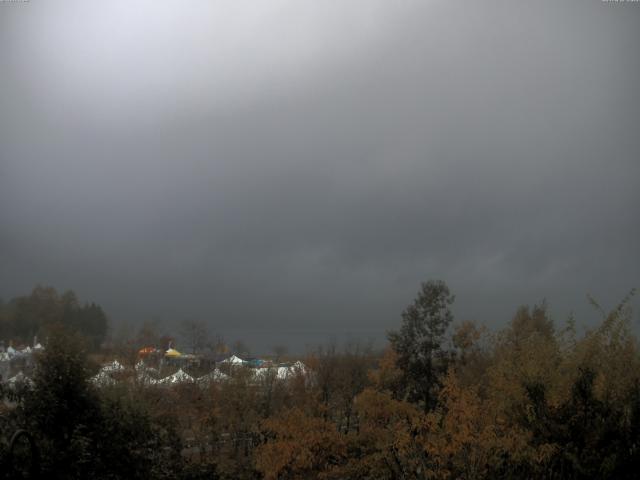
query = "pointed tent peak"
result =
(8, 371, 26, 382)
(197, 369, 229, 384)
(291, 361, 307, 372)
(172, 368, 192, 379)
(220, 355, 244, 364)
(91, 371, 116, 387)
(8, 371, 24, 380)
(136, 369, 157, 385)
(252, 368, 270, 380)
(158, 368, 194, 385)
(8, 372, 34, 388)
(101, 359, 125, 372)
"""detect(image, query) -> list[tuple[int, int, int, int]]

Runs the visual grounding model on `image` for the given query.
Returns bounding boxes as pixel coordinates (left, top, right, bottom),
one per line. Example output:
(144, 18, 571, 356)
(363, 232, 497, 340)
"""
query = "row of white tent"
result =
(0, 343, 44, 362)
(2, 358, 309, 390)
(92, 366, 228, 387)
(252, 361, 307, 380)
(91, 359, 308, 387)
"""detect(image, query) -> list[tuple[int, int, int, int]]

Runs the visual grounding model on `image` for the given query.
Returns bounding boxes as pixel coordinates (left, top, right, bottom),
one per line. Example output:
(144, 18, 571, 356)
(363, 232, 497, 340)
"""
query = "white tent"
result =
(33, 343, 44, 351)
(290, 361, 307, 375)
(101, 360, 125, 373)
(197, 369, 229, 385)
(91, 371, 116, 387)
(255, 366, 290, 380)
(252, 368, 272, 380)
(157, 368, 194, 385)
(135, 360, 157, 372)
(7, 371, 34, 388)
(220, 355, 244, 365)
(253, 363, 306, 382)
(136, 370, 157, 386)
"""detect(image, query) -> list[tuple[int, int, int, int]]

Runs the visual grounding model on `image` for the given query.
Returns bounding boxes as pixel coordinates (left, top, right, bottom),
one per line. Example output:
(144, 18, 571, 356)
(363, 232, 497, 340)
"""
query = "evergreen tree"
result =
(15, 327, 183, 479)
(388, 280, 455, 411)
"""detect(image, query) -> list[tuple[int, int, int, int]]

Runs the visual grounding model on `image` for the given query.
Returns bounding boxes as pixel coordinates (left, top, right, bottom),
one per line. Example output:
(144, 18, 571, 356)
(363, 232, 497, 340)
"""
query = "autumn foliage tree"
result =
(256, 408, 346, 480)
(2, 284, 638, 479)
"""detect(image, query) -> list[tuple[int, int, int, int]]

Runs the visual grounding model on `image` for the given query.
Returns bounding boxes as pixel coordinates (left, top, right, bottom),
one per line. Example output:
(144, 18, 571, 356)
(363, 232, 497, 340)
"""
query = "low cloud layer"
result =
(1, 1, 638, 351)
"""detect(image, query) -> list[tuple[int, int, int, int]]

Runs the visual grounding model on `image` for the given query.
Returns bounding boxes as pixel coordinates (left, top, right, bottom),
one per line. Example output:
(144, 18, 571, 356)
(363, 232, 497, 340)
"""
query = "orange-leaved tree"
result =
(255, 408, 346, 480)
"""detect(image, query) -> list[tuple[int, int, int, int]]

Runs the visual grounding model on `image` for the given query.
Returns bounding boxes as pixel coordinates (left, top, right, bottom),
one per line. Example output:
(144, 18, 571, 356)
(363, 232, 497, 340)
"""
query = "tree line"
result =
(0, 286, 108, 349)
(0, 281, 638, 479)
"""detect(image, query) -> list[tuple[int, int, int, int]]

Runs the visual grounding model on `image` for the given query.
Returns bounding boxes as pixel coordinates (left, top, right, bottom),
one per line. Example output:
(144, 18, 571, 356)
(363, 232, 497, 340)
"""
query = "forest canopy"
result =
(0, 282, 638, 479)
(0, 286, 108, 349)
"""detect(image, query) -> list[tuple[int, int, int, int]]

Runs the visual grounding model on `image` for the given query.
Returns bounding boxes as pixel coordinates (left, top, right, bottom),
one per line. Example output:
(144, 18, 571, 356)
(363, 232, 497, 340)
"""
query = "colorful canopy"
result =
(165, 348, 182, 358)
(138, 346, 156, 356)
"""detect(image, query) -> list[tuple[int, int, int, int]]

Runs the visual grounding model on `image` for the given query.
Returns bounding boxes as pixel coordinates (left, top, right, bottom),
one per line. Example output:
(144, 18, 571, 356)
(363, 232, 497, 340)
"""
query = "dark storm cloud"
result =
(1, 1, 639, 351)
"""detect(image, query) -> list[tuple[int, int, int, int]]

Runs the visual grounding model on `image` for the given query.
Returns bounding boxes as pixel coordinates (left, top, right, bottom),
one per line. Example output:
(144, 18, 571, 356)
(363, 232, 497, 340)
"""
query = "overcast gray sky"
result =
(1, 0, 638, 352)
